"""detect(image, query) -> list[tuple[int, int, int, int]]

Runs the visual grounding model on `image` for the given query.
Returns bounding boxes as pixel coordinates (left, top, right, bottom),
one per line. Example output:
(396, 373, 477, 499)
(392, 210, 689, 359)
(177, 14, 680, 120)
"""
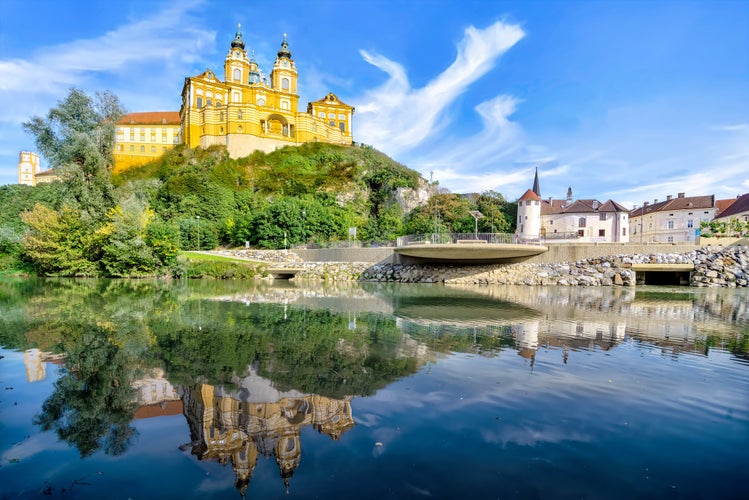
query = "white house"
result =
(629, 193, 715, 243)
(516, 169, 629, 243)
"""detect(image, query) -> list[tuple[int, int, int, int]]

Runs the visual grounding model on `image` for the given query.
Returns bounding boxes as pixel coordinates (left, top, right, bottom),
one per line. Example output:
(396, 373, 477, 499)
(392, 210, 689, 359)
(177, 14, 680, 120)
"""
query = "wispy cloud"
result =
(0, 0, 213, 123)
(354, 21, 525, 155)
(712, 123, 749, 132)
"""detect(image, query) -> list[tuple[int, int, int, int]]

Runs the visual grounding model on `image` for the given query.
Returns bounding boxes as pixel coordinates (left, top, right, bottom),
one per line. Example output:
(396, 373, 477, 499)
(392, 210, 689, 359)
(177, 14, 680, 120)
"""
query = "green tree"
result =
(475, 190, 514, 233)
(20, 204, 99, 276)
(98, 195, 159, 277)
(33, 324, 138, 457)
(404, 193, 474, 235)
(23, 88, 125, 220)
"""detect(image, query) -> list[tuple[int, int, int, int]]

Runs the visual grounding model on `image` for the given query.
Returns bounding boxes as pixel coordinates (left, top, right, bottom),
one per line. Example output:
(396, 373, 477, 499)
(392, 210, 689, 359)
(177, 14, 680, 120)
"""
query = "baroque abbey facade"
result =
(179, 27, 354, 158)
(111, 27, 354, 172)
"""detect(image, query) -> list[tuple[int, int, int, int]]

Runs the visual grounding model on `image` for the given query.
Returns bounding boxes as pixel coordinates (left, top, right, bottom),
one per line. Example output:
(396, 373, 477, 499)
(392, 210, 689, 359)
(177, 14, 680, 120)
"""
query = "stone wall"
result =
(691, 245, 749, 287)
(213, 245, 749, 287)
(360, 245, 749, 287)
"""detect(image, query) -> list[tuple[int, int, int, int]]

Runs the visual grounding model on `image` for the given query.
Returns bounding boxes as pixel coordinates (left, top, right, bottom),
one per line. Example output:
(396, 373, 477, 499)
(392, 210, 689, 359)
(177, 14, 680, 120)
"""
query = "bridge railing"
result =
(397, 233, 535, 246)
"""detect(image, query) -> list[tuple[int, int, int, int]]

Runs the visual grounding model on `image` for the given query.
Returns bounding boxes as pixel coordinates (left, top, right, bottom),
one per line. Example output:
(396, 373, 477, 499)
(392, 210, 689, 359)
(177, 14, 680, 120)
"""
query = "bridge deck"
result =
(630, 263, 695, 272)
(394, 243, 548, 262)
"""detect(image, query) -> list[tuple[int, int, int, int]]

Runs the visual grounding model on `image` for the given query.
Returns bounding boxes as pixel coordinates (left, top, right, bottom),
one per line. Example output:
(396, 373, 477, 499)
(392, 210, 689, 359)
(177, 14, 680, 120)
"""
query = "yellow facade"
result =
(18, 151, 41, 185)
(18, 151, 58, 185)
(180, 27, 355, 158)
(113, 111, 181, 173)
(182, 383, 354, 495)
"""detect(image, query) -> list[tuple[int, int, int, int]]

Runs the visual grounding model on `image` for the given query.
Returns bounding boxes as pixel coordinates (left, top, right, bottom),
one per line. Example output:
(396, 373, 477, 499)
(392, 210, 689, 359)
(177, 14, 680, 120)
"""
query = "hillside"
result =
(112, 142, 433, 248)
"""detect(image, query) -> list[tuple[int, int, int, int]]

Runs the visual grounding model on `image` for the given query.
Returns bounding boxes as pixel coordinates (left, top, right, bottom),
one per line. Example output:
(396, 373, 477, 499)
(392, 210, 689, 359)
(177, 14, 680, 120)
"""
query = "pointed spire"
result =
(277, 33, 292, 59)
(532, 166, 541, 197)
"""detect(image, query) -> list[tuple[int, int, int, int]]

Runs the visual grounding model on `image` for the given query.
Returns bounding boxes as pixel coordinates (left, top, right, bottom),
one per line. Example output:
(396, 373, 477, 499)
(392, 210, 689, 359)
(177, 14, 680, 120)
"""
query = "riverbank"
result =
(215, 244, 749, 287)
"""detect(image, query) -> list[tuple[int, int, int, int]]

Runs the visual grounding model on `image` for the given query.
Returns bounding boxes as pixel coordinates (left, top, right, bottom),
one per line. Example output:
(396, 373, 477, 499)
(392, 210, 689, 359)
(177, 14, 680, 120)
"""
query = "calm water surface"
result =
(0, 278, 747, 499)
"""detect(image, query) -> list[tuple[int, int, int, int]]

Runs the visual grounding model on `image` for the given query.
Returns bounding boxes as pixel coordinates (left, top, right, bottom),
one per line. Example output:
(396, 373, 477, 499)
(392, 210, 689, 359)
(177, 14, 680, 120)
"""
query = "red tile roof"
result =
(630, 194, 715, 217)
(118, 111, 180, 125)
(715, 197, 738, 217)
(715, 193, 749, 219)
(518, 189, 540, 201)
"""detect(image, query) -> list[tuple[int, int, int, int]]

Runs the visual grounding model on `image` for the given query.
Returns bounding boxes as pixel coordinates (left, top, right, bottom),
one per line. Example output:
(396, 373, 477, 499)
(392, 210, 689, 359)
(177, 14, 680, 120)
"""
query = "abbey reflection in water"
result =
(2, 278, 748, 494)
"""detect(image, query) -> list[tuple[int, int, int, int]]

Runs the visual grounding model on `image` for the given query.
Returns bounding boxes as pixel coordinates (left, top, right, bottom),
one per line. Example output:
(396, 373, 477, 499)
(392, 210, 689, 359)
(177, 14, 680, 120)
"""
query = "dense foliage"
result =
(2, 88, 519, 277)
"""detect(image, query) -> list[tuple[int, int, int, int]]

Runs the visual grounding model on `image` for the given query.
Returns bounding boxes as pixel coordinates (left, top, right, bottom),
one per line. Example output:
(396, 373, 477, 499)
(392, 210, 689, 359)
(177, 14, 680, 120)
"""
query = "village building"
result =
(629, 193, 715, 243)
(517, 168, 630, 243)
(713, 193, 749, 234)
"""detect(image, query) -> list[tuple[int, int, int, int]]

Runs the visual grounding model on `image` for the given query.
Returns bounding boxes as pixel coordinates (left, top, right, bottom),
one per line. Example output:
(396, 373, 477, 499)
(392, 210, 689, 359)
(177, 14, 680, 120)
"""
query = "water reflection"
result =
(1, 278, 747, 496)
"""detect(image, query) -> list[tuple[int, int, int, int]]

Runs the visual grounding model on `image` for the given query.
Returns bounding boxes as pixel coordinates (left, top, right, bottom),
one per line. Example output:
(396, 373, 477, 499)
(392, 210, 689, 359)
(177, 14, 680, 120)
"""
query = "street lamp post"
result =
(469, 210, 485, 240)
(196, 215, 200, 251)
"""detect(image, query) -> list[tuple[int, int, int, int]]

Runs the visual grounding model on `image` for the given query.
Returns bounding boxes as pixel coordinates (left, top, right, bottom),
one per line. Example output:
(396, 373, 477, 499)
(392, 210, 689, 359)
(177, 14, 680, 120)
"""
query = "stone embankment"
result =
(214, 245, 749, 287)
(690, 245, 749, 287)
(214, 248, 370, 281)
(361, 246, 749, 287)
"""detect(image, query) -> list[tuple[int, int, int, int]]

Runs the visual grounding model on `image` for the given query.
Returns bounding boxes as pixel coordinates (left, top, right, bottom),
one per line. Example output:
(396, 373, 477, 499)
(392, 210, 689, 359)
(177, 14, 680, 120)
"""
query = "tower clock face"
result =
(281, 60, 289, 68)
(234, 51, 239, 57)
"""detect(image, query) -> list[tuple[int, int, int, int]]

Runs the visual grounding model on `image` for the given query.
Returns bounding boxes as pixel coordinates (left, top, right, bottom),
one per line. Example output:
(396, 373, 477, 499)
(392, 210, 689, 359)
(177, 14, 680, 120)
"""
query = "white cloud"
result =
(0, 0, 213, 124)
(354, 21, 525, 155)
(712, 123, 749, 132)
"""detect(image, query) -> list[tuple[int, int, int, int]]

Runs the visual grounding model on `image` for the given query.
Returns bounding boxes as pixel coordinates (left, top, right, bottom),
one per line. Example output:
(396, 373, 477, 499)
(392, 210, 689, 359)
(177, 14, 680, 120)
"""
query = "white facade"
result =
(630, 194, 714, 243)
(517, 190, 542, 241)
(543, 209, 630, 243)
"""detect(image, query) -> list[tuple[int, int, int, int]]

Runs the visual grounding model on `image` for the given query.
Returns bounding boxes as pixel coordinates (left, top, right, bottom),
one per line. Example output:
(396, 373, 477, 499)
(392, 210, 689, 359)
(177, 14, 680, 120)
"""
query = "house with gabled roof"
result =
(517, 168, 630, 243)
(629, 193, 715, 243)
(713, 193, 749, 235)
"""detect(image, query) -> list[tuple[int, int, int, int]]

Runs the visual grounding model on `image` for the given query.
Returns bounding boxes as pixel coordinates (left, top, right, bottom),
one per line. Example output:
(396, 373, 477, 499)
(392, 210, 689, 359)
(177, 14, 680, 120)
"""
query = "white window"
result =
(667, 236, 674, 243)
(667, 220, 674, 229)
(257, 98, 265, 106)
(233, 68, 241, 81)
(319, 112, 325, 118)
(281, 101, 289, 110)
(338, 114, 345, 120)
(687, 219, 693, 228)
(328, 113, 335, 118)
(599, 213, 607, 221)
(281, 77, 290, 90)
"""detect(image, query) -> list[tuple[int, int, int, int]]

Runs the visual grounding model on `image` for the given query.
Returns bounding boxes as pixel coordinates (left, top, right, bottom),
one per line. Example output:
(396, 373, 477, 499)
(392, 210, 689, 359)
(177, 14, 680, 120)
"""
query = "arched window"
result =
(257, 98, 265, 106)
(281, 101, 289, 110)
(281, 77, 290, 90)
(206, 99, 212, 107)
(196, 97, 203, 108)
(578, 217, 586, 228)
(237, 110, 242, 120)
(219, 111, 224, 121)
(339, 122, 345, 132)
(233, 68, 241, 81)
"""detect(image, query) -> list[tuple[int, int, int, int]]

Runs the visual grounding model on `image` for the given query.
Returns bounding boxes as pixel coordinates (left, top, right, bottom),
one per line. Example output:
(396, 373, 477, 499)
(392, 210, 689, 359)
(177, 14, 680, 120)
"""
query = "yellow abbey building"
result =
(180, 27, 355, 158)
(113, 111, 181, 173)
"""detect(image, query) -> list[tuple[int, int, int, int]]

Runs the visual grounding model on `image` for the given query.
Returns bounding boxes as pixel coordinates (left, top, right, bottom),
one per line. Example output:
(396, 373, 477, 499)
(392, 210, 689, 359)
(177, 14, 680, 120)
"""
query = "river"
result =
(1, 278, 747, 498)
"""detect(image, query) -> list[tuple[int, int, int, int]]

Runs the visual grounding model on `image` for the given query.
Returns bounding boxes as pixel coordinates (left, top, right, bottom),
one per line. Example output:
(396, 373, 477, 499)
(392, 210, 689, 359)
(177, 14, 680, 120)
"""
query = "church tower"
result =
(224, 25, 250, 85)
(271, 34, 299, 112)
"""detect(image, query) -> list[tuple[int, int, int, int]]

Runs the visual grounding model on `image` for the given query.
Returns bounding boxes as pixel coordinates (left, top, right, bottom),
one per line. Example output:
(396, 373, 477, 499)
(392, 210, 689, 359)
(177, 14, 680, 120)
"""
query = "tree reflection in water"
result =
(33, 324, 138, 457)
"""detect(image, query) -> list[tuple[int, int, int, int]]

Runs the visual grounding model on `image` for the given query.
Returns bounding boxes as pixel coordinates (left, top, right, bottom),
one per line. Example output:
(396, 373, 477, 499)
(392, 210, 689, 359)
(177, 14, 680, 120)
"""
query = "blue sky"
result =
(1, 0, 747, 208)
